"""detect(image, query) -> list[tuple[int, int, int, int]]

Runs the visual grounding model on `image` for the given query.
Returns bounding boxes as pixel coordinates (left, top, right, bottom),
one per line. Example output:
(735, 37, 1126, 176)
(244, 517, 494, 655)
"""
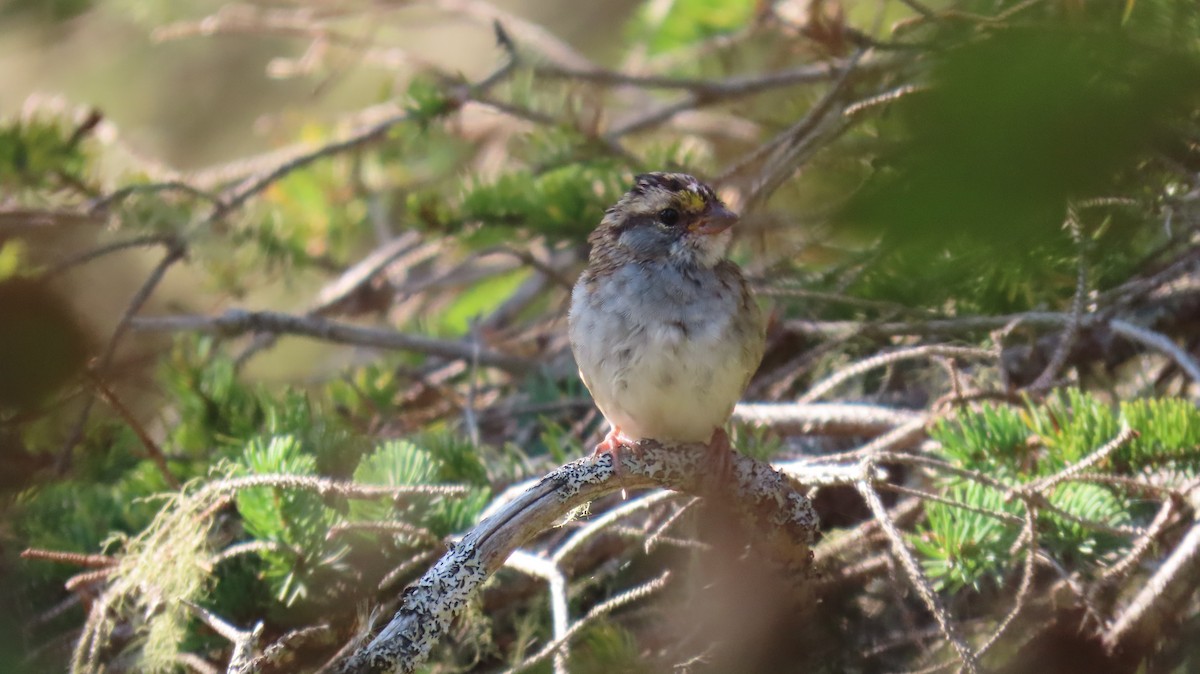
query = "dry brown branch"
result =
(787, 414, 931, 466)
(877, 482, 1024, 527)
(64, 568, 113, 593)
(232, 233, 443, 366)
(843, 83, 926, 117)
(1068, 473, 1179, 499)
(875, 452, 1146, 538)
(783, 311, 1077, 340)
(87, 371, 180, 489)
(21, 548, 115, 571)
(644, 496, 702, 554)
(204, 474, 470, 500)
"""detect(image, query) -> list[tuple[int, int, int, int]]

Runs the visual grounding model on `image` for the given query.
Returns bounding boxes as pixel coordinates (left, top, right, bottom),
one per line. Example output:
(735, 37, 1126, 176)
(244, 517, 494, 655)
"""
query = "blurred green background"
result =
(3, 0, 1200, 672)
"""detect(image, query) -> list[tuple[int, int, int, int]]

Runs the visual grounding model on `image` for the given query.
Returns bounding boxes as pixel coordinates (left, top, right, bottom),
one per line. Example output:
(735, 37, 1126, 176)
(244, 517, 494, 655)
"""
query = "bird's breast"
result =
(569, 262, 757, 443)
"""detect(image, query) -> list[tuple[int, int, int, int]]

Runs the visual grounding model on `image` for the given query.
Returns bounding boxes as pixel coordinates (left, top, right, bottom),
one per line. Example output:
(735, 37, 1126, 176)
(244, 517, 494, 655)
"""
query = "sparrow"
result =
(568, 172, 766, 478)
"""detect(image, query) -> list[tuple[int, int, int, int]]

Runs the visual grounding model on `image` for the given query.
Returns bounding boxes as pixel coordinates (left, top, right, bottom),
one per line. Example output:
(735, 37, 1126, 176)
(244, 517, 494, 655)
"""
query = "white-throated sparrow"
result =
(568, 172, 766, 476)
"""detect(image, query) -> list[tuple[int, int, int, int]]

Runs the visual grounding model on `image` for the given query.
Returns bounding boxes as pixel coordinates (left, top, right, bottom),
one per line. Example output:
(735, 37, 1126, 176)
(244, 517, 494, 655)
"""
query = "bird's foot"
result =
(704, 427, 735, 490)
(593, 426, 635, 471)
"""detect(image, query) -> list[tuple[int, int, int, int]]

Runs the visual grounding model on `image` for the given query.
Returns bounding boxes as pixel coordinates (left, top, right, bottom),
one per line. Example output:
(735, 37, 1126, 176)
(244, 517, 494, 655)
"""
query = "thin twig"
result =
(843, 83, 924, 117)
(1110, 319, 1200, 392)
(1102, 507, 1200, 652)
(976, 506, 1038, 658)
(326, 521, 441, 545)
(87, 371, 180, 489)
(20, 549, 116, 568)
(503, 571, 672, 674)
(783, 311, 1077, 340)
(58, 241, 187, 470)
(1029, 215, 1088, 391)
(741, 48, 867, 212)
(130, 310, 532, 373)
(1098, 498, 1176, 586)
(184, 601, 262, 673)
(876, 482, 1024, 526)
(208, 541, 281, 567)
(644, 496, 701, 554)
(799, 345, 994, 403)
(378, 548, 443, 592)
(40, 235, 177, 279)
(535, 57, 865, 95)
(856, 475, 980, 673)
(1015, 424, 1137, 497)
(236, 624, 336, 674)
(503, 549, 570, 673)
(88, 181, 227, 213)
(552, 490, 679, 565)
(204, 22, 518, 225)
(733, 401, 924, 436)
(872, 451, 1146, 538)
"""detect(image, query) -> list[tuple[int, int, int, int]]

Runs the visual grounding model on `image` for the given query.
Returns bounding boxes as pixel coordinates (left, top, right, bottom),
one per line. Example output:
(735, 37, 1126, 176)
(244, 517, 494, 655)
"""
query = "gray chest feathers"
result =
(582, 262, 742, 348)
(569, 260, 759, 442)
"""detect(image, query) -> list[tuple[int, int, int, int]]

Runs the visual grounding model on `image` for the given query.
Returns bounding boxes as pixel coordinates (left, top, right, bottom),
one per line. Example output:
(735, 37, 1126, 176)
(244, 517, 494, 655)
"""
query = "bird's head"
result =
(590, 172, 738, 269)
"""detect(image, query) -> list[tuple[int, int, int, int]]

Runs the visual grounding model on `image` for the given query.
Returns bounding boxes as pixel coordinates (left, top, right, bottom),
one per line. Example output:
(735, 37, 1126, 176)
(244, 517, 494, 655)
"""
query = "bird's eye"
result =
(658, 208, 680, 226)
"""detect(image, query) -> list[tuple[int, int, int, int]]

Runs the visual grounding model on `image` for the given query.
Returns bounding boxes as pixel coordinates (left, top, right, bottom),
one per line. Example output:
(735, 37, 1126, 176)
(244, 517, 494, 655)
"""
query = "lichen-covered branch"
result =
(334, 442, 819, 674)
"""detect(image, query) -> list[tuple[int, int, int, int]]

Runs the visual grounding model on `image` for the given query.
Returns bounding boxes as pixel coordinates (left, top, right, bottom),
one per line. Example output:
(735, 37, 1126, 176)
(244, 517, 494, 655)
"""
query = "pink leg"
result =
(706, 427, 734, 486)
(593, 426, 636, 477)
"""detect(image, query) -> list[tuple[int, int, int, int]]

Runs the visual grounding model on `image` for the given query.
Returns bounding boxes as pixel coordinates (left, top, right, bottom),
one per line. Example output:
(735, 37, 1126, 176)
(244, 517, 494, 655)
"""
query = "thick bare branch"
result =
(333, 442, 819, 674)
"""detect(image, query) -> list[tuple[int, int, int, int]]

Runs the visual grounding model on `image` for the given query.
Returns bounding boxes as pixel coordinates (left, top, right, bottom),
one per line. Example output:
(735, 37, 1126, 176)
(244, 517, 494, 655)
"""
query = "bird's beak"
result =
(690, 204, 739, 236)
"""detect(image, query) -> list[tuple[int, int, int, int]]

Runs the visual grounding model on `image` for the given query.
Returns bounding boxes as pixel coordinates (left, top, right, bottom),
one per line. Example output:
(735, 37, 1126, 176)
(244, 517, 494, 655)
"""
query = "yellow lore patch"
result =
(676, 189, 706, 212)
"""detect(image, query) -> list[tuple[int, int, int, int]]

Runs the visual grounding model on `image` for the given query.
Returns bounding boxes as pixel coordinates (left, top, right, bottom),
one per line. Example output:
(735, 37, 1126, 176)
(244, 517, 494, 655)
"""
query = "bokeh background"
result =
(3, 1, 1200, 672)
